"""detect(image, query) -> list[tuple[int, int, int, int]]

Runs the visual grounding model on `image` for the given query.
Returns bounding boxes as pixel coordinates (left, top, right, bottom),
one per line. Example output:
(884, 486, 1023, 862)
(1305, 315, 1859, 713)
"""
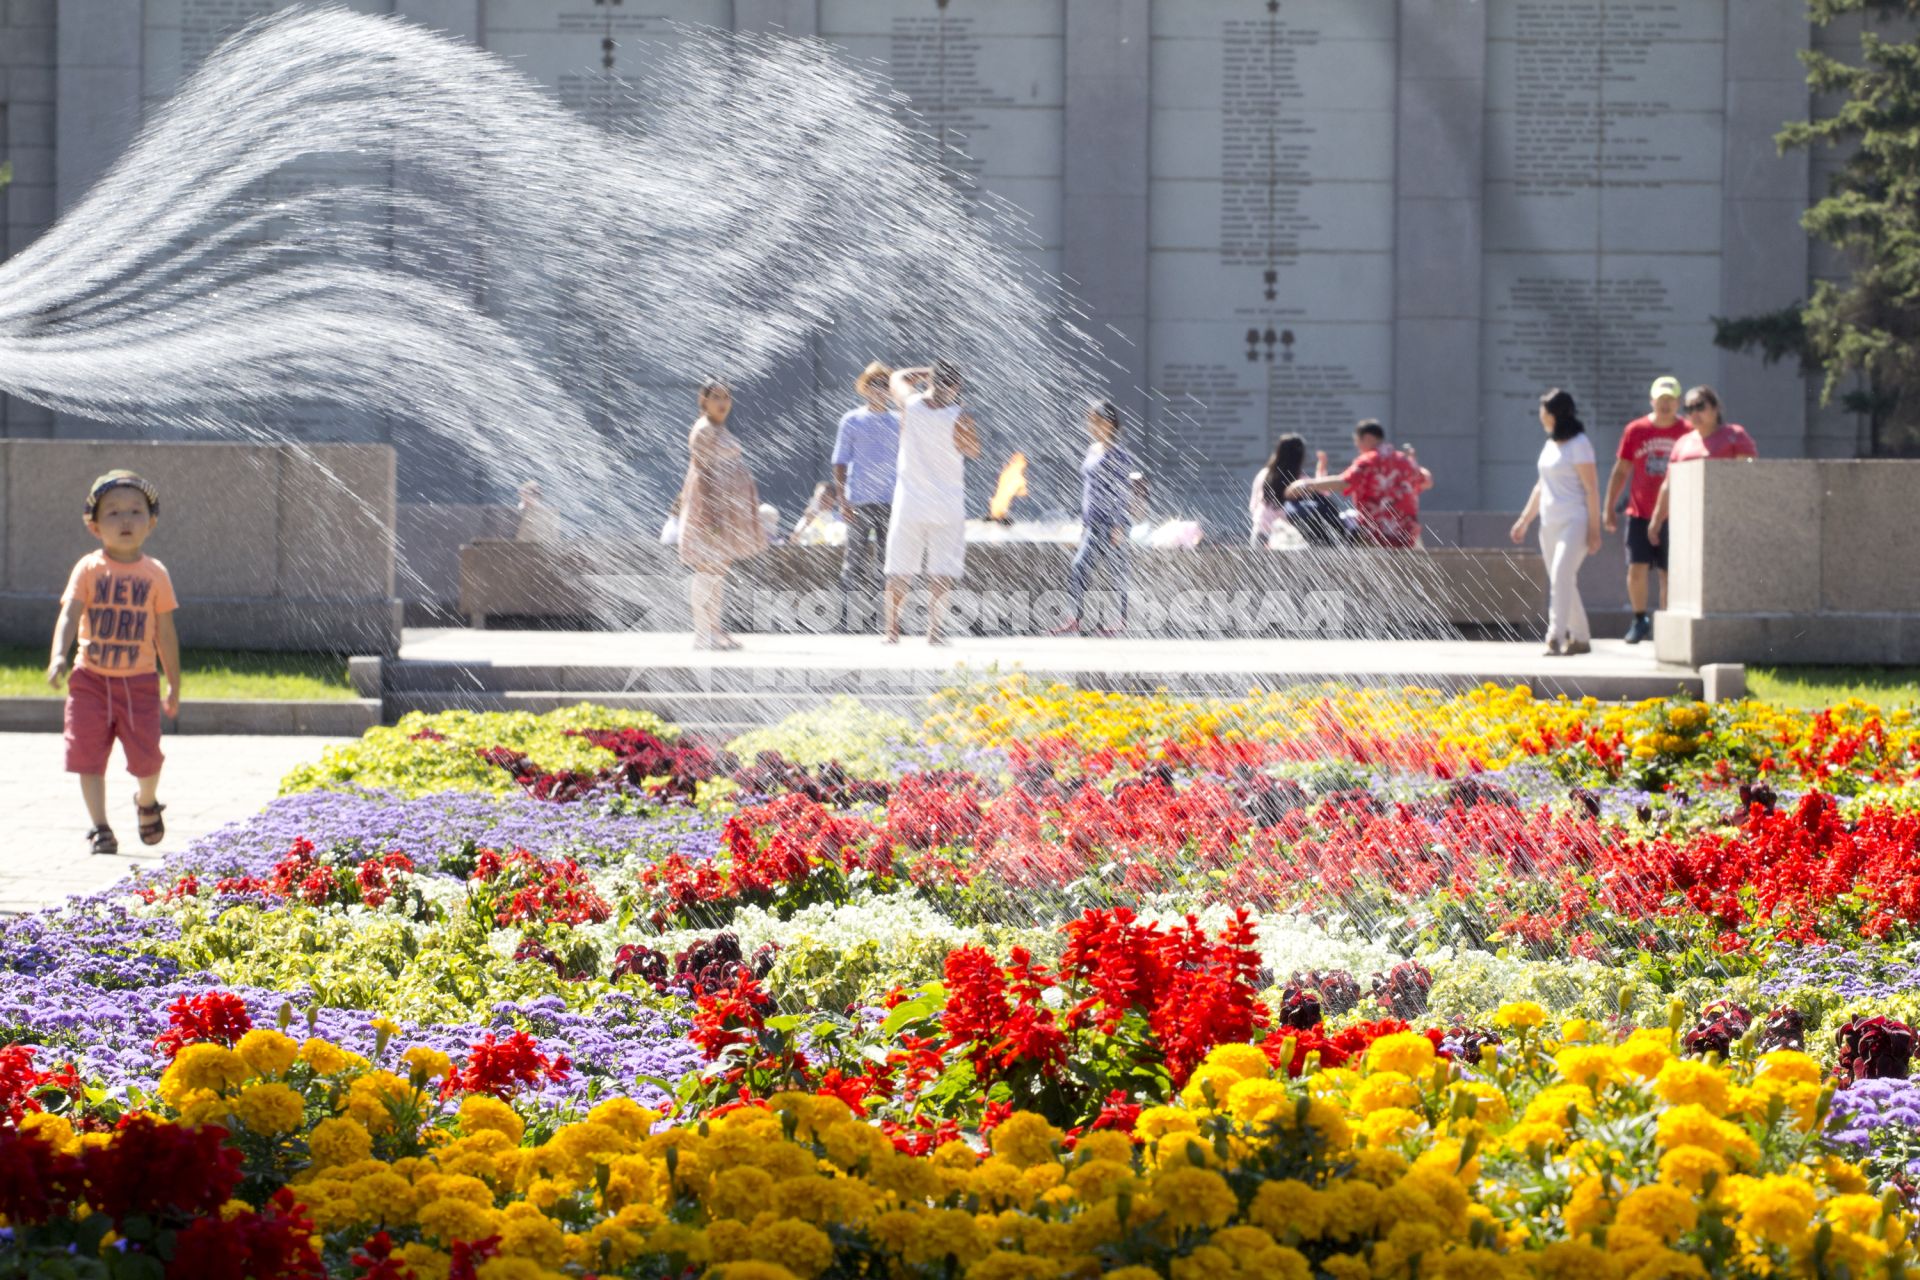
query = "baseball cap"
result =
(1649, 376, 1682, 402)
(83, 470, 159, 519)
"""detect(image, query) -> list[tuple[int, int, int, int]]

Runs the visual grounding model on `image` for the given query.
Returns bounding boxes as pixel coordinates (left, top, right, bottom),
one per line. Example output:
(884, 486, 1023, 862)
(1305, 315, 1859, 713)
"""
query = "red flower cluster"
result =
(690, 970, 777, 1060)
(1262, 1018, 1415, 1078)
(0, 1046, 80, 1126)
(470, 848, 610, 927)
(885, 773, 983, 850)
(153, 991, 253, 1060)
(440, 1030, 571, 1100)
(941, 945, 1069, 1084)
(144, 838, 417, 909)
(0, 1114, 241, 1226)
(170, 1186, 324, 1280)
(637, 796, 887, 927)
(1057, 906, 1269, 1085)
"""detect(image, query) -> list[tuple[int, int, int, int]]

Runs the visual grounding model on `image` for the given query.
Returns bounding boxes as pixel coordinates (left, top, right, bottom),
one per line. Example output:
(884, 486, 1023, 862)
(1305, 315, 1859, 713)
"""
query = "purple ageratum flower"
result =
(136, 788, 719, 886)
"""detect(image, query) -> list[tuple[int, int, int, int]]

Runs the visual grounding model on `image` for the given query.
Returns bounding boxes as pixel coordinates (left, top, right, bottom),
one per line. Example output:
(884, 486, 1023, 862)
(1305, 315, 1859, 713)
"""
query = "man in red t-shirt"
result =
(1603, 375, 1691, 643)
(1286, 420, 1433, 548)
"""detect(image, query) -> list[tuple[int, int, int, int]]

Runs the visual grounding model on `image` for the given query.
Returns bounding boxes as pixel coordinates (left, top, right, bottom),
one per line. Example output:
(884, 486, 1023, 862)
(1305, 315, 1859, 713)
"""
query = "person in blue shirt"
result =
(1054, 400, 1138, 636)
(830, 362, 899, 631)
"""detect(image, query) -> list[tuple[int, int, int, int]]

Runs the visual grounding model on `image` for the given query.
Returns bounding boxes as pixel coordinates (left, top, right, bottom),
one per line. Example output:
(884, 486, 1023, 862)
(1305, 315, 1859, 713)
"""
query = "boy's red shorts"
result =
(64, 667, 165, 777)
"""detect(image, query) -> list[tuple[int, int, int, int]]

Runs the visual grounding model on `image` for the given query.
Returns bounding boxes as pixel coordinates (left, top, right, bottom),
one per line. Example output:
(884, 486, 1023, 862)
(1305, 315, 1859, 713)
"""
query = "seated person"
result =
(1284, 420, 1432, 547)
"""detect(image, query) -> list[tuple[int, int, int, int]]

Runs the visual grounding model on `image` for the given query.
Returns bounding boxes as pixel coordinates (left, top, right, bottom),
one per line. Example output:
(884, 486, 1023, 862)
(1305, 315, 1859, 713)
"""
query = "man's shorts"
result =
(885, 519, 966, 579)
(1624, 516, 1668, 572)
(64, 667, 165, 776)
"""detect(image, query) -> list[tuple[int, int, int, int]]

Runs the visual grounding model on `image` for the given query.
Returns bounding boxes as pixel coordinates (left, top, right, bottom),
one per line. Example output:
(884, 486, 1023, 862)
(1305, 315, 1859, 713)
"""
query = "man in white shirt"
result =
(884, 360, 980, 645)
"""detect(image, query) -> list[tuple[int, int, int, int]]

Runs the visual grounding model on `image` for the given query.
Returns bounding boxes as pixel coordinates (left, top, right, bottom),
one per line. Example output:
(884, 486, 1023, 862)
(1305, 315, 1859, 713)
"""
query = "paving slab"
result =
(1, 733, 346, 914)
(396, 629, 1714, 703)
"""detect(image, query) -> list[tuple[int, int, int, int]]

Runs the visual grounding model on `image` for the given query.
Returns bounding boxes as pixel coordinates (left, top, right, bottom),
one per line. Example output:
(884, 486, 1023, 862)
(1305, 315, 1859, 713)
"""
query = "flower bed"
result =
(5, 684, 1920, 1278)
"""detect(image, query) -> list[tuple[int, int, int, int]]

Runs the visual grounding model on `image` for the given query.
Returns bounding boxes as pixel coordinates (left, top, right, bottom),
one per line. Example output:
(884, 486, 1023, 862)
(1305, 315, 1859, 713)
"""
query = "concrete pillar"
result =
(3, 0, 59, 435)
(1062, 0, 1149, 439)
(735, 0, 818, 37)
(1392, 0, 1486, 511)
(394, 0, 482, 43)
(1718, 8, 1811, 459)
(52, 0, 140, 217)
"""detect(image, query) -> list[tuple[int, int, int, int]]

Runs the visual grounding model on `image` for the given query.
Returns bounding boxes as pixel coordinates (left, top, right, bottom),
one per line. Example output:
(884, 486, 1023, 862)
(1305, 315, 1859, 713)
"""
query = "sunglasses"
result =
(1684, 400, 1714, 412)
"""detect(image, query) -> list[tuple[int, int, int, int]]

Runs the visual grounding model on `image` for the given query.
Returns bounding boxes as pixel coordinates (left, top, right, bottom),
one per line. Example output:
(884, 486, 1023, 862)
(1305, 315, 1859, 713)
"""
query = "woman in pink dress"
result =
(677, 381, 764, 650)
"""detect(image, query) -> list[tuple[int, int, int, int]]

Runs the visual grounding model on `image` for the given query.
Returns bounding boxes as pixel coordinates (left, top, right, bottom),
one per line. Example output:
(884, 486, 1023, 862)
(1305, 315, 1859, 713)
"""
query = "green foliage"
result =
(0, 645, 356, 700)
(279, 704, 676, 796)
(722, 695, 920, 777)
(1718, 1, 1920, 452)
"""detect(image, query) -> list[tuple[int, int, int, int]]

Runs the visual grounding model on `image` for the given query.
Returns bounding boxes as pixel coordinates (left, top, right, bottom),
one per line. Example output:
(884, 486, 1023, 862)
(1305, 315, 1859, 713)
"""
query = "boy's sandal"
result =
(135, 799, 166, 846)
(87, 826, 119, 856)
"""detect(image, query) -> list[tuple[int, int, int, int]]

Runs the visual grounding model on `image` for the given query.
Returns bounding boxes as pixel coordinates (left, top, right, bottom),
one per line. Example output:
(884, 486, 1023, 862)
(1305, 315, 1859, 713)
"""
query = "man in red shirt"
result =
(1604, 375, 1691, 643)
(1286, 420, 1433, 548)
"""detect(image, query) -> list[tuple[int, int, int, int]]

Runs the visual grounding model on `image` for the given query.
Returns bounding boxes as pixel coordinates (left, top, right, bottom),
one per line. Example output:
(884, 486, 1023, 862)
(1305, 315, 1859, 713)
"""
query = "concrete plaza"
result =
(1, 733, 347, 914)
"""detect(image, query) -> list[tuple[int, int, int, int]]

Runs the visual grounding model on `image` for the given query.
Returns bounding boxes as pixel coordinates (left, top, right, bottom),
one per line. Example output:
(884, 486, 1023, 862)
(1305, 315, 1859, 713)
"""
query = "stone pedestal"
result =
(1655, 460, 1920, 664)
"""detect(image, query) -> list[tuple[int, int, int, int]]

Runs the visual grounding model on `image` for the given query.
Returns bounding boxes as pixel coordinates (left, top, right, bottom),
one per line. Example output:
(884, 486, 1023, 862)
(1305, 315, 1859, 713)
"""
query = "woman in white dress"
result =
(1509, 388, 1603, 655)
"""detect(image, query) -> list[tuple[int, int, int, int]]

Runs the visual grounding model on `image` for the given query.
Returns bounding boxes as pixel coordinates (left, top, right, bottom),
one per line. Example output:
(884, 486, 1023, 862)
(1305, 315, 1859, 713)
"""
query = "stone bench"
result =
(459, 538, 1549, 637)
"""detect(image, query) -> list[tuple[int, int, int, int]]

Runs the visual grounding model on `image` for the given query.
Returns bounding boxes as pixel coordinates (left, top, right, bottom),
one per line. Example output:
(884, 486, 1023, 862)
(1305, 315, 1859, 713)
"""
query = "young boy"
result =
(44, 471, 181, 854)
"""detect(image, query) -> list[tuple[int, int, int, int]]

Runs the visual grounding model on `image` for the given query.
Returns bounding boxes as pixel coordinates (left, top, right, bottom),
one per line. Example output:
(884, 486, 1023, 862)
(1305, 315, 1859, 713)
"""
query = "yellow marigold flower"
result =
(1320, 1253, 1370, 1280)
(1169, 1246, 1231, 1280)
(1225, 1076, 1295, 1125)
(708, 1165, 774, 1222)
(18, 1113, 76, 1154)
(350, 1170, 413, 1226)
(1351, 1071, 1421, 1115)
(586, 1097, 658, 1141)
(1132, 1105, 1197, 1145)
(1534, 1240, 1619, 1280)
(235, 1028, 300, 1079)
(1657, 1144, 1728, 1195)
(1493, 1001, 1547, 1030)
(403, 1046, 455, 1083)
(1322, 1180, 1381, 1242)
(309, 1116, 374, 1169)
(1564, 1175, 1613, 1235)
(458, 1094, 526, 1145)
(496, 1209, 567, 1267)
(968, 1156, 1028, 1210)
(1614, 1183, 1699, 1243)
(1152, 1165, 1237, 1231)
(1561, 1018, 1598, 1043)
(708, 1264, 800, 1280)
(1554, 1045, 1619, 1091)
(1356, 1106, 1423, 1145)
(417, 1196, 502, 1247)
(1502, 1119, 1564, 1154)
(158, 1042, 248, 1106)
(1250, 1178, 1326, 1240)
(1824, 1192, 1885, 1235)
(1106, 1269, 1162, 1280)
(1367, 1032, 1437, 1079)
(1447, 1080, 1509, 1125)
(1066, 1158, 1135, 1204)
(963, 1252, 1060, 1280)
(1656, 1105, 1758, 1166)
(1755, 1049, 1821, 1088)
(235, 1081, 305, 1136)
(1654, 1058, 1730, 1114)
(1199, 1041, 1273, 1080)
(298, 1038, 354, 1076)
(820, 1118, 893, 1171)
(989, 1111, 1064, 1170)
(1071, 1130, 1133, 1167)
(1738, 1174, 1817, 1248)
(1818, 1156, 1870, 1196)
(1348, 1148, 1410, 1188)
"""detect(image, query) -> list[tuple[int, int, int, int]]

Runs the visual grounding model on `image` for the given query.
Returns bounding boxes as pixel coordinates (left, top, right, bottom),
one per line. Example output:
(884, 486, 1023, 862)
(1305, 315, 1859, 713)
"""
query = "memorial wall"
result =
(13, 0, 1824, 521)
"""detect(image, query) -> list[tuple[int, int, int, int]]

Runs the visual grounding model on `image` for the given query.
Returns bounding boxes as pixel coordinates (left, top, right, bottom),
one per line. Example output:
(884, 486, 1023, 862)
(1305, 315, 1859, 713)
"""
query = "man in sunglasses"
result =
(1648, 384, 1758, 550)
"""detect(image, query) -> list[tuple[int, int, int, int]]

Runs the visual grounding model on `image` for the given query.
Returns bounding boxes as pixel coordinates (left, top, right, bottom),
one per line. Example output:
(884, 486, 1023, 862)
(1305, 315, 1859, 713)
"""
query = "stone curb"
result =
(0, 698, 380, 736)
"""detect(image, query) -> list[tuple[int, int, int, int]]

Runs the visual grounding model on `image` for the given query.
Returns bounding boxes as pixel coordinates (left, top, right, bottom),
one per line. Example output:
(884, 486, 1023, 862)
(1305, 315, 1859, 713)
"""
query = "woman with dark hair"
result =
(677, 380, 765, 650)
(1054, 400, 1138, 635)
(1510, 388, 1603, 655)
(1250, 435, 1354, 547)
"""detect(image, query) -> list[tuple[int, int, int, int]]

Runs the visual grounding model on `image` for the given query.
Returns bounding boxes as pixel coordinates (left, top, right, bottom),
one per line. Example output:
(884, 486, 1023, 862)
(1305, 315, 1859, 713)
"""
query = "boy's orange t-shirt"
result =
(60, 552, 178, 676)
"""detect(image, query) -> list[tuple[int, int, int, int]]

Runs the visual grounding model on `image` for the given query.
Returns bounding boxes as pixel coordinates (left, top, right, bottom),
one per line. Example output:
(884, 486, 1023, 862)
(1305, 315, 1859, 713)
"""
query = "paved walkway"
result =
(1, 733, 343, 915)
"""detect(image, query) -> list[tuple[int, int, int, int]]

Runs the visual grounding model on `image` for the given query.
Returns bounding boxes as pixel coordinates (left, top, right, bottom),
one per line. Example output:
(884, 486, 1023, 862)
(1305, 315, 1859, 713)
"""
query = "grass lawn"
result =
(0, 646, 357, 700)
(1746, 665, 1920, 711)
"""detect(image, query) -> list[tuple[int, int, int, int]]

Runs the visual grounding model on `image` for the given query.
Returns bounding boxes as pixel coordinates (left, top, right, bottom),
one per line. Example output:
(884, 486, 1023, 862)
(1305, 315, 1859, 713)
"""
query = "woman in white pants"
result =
(1510, 388, 1603, 655)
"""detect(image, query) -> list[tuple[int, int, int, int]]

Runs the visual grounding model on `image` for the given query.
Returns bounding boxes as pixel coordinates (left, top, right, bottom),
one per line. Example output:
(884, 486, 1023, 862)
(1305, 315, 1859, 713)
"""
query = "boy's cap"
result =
(84, 470, 159, 519)
(1649, 376, 1682, 402)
